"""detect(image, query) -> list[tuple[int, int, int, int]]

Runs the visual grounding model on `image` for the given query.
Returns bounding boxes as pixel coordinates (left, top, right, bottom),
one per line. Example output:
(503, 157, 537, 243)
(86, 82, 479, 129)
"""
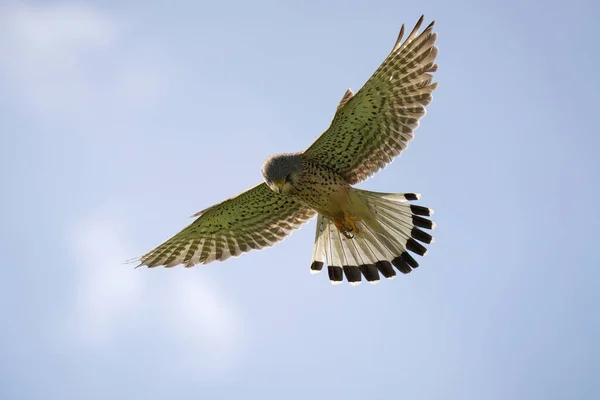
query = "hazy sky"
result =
(1, 1, 599, 399)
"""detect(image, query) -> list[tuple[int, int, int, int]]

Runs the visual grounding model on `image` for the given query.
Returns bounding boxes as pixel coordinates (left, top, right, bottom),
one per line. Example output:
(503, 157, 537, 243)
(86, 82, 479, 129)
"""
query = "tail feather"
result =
(310, 190, 435, 285)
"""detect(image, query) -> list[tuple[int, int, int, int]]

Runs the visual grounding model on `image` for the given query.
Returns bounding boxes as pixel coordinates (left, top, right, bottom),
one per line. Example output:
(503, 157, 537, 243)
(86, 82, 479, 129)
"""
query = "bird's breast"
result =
(288, 161, 351, 218)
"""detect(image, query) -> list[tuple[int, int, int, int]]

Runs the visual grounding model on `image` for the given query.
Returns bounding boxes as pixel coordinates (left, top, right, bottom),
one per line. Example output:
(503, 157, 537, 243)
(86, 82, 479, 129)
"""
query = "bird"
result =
(133, 15, 439, 285)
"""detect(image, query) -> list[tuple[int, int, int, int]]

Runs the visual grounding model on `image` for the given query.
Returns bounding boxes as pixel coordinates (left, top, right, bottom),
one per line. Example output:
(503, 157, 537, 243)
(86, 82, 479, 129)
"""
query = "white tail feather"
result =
(310, 190, 435, 285)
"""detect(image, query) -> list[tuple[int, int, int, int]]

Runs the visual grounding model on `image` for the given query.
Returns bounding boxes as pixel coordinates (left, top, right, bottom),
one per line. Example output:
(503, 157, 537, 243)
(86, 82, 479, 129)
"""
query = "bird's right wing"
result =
(133, 183, 316, 268)
(303, 16, 439, 185)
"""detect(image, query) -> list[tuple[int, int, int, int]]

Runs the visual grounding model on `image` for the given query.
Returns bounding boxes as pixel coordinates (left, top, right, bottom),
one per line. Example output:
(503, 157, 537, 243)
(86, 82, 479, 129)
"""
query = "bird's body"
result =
(268, 154, 352, 218)
(133, 15, 439, 285)
(271, 154, 377, 239)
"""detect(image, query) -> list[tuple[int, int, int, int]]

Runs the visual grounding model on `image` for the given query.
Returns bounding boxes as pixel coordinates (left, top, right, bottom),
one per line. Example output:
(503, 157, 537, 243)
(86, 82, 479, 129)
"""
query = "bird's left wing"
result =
(303, 16, 439, 185)
(134, 183, 316, 268)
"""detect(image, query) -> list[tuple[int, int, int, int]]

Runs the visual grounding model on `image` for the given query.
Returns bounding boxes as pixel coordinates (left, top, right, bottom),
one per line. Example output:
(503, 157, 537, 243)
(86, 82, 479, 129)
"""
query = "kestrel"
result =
(134, 15, 439, 285)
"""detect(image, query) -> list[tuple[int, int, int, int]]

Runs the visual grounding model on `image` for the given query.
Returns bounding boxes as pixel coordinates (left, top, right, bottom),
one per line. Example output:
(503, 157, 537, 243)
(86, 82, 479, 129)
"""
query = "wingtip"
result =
(425, 19, 436, 30)
(402, 193, 420, 201)
(123, 256, 146, 270)
(395, 23, 405, 46)
(122, 256, 139, 264)
(417, 14, 435, 30)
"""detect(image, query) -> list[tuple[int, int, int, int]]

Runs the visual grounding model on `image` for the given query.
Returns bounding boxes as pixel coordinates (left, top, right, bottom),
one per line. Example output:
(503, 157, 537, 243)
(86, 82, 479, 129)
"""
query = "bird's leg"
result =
(341, 230, 354, 239)
(333, 212, 361, 239)
(344, 213, 361, 234)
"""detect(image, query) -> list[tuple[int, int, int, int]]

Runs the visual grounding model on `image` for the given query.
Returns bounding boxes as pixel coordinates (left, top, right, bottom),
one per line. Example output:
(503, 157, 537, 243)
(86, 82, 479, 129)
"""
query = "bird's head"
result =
(261, 153, 303, 195)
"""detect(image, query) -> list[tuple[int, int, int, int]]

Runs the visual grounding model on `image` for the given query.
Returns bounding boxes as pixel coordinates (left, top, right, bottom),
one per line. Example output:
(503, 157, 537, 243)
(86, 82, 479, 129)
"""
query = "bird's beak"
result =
(273, 181, 284, 194)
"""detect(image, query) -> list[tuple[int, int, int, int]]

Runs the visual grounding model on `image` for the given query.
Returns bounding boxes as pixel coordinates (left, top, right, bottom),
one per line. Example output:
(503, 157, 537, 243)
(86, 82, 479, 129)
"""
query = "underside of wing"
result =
(303, 15, 439, 185)
(134, 183, 316, 268)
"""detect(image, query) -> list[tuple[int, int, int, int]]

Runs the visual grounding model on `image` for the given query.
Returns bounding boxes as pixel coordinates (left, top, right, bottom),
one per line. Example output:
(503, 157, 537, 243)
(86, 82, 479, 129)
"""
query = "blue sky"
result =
(1, 0, 599, 399)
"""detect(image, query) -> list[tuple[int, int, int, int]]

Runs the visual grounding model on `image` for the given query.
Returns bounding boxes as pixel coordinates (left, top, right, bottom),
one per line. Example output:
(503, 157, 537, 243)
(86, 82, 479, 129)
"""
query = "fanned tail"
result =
(310, 190, 435, 285)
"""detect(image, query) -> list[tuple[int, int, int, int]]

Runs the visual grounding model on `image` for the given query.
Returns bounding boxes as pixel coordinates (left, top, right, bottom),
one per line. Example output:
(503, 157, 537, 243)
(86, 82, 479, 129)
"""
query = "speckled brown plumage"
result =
(133, 16, 439, 281)
(137, 183, 316, 267)
(304, 15, 438, 185)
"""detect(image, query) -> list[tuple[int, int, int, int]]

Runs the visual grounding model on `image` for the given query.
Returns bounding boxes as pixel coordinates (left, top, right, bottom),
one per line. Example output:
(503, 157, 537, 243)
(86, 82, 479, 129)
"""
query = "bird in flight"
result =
(133, 15, 439, 285)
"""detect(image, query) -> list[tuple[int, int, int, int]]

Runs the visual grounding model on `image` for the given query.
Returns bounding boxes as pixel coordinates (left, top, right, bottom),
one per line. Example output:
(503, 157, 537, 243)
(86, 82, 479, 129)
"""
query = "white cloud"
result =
(164, 277, 242, 372)
(68, 213, 142, 346)
(67, 209, 243, 374)
(0, 3, 165, 119)
(3, 3, 243, 375)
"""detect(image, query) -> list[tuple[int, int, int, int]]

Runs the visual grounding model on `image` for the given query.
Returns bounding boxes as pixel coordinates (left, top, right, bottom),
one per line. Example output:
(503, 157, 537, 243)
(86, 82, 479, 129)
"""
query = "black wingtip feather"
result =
(328, 266, 343, 283)
(411, 227, 433, 244)
(343, 266, 362, 284)
(410, 205, 432, 216)
(406, 238, 427, 256)
(412, 215, 434, 230)
(392, 256, 412, 274)
(404, 193, 419, 201)
(359, 264, 380, 282)
(310, 261, 324, 272)
(401, 251, 419, 269)
(375, 261, 396, 279)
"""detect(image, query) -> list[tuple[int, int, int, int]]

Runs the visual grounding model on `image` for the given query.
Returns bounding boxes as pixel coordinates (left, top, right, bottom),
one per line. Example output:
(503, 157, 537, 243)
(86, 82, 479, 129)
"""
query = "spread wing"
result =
(303, 15, 439, 185)
(134, 183, 316, 268)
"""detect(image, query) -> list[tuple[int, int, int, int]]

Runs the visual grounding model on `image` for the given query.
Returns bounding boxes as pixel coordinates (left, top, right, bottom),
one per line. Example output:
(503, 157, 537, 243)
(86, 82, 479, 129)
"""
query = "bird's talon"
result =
(344, 213, 361, 234)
